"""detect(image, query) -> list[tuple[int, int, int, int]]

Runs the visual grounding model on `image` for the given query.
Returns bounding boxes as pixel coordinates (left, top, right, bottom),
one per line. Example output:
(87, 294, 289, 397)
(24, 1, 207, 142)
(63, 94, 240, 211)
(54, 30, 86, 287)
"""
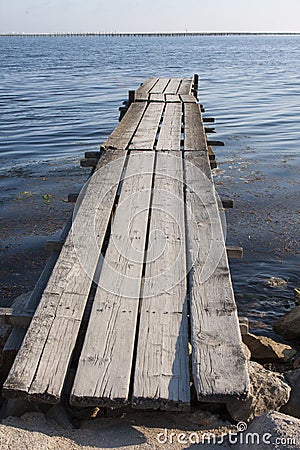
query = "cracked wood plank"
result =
(178, 79, 193, 95)
(102, 102, 147, 150)
(149, 78, 170, 94)
(132, 151, 190, 411)
(156, 103, 182, 151)
(3, 150, 127, 403)
(184, 150, 250, 401)
(129, 102, 164, 150)
(135, 78, 158, 101)
(184, 103, 207, 152)
(70, 152, 155, 407)
(164, 79, 181, 94)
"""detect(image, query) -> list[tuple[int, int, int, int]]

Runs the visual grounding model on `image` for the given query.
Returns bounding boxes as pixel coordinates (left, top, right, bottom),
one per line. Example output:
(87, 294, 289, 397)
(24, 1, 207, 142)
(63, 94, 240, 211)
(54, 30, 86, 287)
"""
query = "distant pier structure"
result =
(1, 32, 299, 37)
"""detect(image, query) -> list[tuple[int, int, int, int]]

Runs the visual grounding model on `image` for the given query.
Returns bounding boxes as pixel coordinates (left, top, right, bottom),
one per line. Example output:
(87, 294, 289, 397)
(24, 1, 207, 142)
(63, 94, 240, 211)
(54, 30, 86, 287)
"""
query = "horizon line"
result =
(1, 31, 300, 37)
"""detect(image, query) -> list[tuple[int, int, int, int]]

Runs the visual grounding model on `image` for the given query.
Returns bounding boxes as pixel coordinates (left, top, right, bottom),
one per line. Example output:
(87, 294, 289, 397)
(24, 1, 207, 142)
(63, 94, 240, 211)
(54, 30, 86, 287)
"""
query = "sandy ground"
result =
(0, 409, 233, 450)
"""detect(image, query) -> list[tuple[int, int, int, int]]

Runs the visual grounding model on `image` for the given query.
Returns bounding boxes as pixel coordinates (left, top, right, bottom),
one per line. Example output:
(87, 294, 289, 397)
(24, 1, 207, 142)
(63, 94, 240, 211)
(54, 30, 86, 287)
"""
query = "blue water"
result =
(0, 35, 299, 337)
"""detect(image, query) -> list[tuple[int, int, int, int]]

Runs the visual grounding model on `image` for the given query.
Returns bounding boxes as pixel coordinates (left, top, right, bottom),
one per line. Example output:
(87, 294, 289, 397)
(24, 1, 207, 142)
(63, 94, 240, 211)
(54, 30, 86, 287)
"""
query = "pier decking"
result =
(2, 77, 249, 411)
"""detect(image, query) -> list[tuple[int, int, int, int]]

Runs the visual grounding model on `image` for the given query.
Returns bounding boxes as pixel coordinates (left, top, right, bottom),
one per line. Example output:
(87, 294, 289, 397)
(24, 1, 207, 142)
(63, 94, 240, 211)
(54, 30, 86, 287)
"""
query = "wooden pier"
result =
(1, 76, 249, 411)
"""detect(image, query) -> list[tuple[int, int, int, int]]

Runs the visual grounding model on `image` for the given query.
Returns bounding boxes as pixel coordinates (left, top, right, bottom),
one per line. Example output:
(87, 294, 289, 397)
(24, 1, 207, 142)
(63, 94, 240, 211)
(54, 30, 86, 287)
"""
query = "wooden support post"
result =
(207, 145, 215, 161)
(204, 127, 216, 134)
(80, 158, 98, 168)
(0, 308, 33, 327)
(128, 90, 135, 105)
(203, 117, 215, 123)
(221, 198, 234, 209)
(207, 140, 224, 146)
(84, 151, 101, 159)
(44, 240, 64, 252)
(239, 317, 249, 336)
(226, 246, 244, 258)
(210, 160, 217, 169)
(68, 193, 79, 203)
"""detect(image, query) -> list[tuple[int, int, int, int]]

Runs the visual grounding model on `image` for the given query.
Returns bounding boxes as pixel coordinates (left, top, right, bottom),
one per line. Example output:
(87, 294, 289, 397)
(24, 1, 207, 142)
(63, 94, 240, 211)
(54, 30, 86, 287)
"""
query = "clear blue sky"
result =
(1, 0, 300, 34)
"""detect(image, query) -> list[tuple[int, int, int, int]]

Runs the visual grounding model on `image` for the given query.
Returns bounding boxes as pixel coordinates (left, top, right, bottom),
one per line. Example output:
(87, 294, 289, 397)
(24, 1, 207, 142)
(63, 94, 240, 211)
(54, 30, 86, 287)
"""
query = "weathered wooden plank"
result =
(149, 93, 165, 102)
(164, 79, 181, 94)
(129, 102, 164, 150)
(178, 79, 193, 95)
(184, 151, 249, 401)
(180, 94, 197, 103)
(149, 78, 170, 94)
(184, 103, 207, 152)
(156, 103, 182, 151)
(165, 94, 181, 103)
(102, 102, 147, 150)
(70, 152, 155, 407)
(132, 152, 190, 411)
(3, 150, 127, 403)
(135, 78, 158, 100)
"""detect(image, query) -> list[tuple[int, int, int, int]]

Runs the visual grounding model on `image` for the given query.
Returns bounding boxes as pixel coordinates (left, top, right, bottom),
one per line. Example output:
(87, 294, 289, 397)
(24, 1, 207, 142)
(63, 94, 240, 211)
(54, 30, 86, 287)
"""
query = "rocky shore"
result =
(0, 287, 299, 449)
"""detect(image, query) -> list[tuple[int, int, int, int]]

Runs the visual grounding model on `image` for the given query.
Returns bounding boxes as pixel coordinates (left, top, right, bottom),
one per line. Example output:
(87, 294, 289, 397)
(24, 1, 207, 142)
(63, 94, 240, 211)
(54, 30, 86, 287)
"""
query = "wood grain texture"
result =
(149, 78, 170, 94)
(135, 78, 158, 100)
(165, 94, 181, 103)
(3, 150, 127, 403)
(129, 103, 164, 150)
(156, 103, 182, 151)
(180, 94, 197, 103)
(184, 151, 249, 401)
(178, 79, 193, 95)
(70, 152, 155, 407)
(132, 152, 190, 411)
(149, 93, 165, 102)
(164, 79, 181, 94)
(184, 103, 207, 152)
(102, 102, 147, 150)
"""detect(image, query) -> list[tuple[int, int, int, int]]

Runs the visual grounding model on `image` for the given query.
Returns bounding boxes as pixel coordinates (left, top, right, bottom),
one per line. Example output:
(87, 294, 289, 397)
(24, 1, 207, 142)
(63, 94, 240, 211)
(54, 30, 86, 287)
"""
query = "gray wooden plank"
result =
(129, 102, 164, 150)
(178, 79, 193, 95)
(164, 79, 181, 94)
(156, 103, 182, 151)
(70, 152, 155, 407)
(184, 103, 207, 152)
(102, 102, 147, 150)
(3, 150, 127, 403)
(132, 151, 190, 411)
(149, 78, 170, 94)
(165, 94, 181, 103)
(184, 151, 250, 401)
(149, 93, 165, 102)
(135, 78, 158, 100)
(180, 94, 197, 103)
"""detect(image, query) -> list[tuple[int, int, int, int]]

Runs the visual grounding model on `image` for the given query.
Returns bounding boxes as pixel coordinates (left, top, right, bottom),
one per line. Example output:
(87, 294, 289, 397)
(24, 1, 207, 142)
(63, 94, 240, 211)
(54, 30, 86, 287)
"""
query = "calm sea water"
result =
(0, 35, 299, 337)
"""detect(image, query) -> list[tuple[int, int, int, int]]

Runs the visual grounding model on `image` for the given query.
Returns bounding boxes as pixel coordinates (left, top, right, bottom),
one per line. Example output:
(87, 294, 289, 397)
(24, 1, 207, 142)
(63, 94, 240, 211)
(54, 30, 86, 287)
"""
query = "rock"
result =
(226, 361, 291, 423)
(293, 357, 300, 369)
(266, 277, 287, 288)
(273, 306, 300, 341)
(237, 411, 300, 450)
(242, 342, 251, 360)
(281, 368, 300, 419)
(294, 288, 300, 305)
(46, 404, 74, 429)
(242, 333, 296, 362)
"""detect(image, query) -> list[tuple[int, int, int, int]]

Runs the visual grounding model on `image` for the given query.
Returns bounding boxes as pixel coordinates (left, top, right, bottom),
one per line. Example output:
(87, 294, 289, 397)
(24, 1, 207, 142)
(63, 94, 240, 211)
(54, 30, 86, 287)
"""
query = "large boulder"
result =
(242, 333, 296, 363)
(237, 411, 300, 450)
(281, 368, 300, 419)
(273, 306, 300, 341)
(226, 362, 291, 423)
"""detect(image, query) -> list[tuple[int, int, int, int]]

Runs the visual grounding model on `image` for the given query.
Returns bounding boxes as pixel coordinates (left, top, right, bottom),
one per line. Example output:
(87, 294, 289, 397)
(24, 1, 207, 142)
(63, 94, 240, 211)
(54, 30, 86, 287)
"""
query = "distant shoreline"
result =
(1, 32, 300, 37)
